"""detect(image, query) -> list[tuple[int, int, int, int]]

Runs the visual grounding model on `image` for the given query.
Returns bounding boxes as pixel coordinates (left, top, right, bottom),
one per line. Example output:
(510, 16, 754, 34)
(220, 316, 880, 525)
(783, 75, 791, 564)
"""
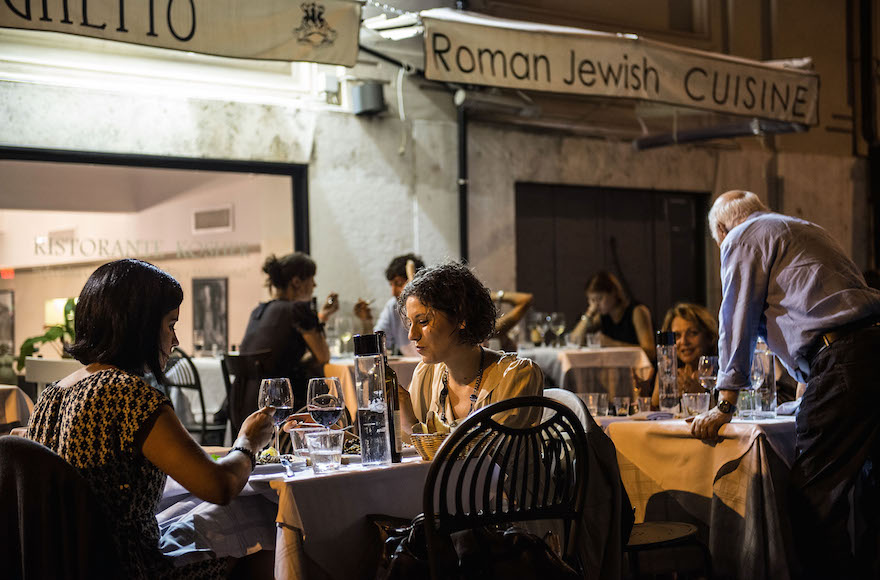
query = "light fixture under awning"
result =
(420, 8, 818, 126)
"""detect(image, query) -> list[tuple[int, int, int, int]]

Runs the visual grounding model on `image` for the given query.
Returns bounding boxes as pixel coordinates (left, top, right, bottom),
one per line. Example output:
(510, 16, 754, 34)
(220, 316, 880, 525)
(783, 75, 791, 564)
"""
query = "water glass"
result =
(586, 332, 601, 349)
(738, 389, 758, 419)
(613, 396, 631, 416)
(682, 392, 711, 416)
(581, 392, 608, 417)
(306, 429, 344, 474)
(637, 396, 653, 413)
(289, 426, 325, 458)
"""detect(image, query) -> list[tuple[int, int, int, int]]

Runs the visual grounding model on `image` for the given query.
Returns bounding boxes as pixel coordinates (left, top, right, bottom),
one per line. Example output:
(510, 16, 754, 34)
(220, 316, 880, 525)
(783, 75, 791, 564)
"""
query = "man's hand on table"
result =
(691, 389, 738, 441)
(690, 407, 732, 440)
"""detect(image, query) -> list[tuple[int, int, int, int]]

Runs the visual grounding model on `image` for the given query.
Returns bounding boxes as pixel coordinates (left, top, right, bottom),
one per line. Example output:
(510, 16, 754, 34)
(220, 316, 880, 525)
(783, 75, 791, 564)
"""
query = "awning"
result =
(362, 8, 819, 147)
(1, 0, 362, 66)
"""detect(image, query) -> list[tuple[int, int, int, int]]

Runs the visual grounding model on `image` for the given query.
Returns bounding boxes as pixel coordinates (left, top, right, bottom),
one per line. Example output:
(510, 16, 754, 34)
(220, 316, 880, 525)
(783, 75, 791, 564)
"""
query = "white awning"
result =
(0, 0, 362, 66)
(419, 8, 818, 126)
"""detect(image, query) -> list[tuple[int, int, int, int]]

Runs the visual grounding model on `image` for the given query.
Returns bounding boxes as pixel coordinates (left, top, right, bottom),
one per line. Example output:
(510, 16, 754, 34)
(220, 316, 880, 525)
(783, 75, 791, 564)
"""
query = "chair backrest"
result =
(225, 349, 272, 434)
(163, 347, 208, 435)
(0, 436, 122, 579)
(423, 396, 588, 576)
(542, 388, 597, 433)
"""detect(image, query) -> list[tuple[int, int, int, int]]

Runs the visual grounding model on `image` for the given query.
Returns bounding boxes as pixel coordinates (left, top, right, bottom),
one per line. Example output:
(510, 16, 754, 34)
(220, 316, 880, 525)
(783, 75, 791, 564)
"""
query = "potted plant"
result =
(15, 298, 76, 373)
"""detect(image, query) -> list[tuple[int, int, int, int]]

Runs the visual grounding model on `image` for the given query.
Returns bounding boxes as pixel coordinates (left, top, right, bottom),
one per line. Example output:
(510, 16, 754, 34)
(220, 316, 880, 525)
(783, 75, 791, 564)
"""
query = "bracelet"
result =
(230, 446, 256, 470)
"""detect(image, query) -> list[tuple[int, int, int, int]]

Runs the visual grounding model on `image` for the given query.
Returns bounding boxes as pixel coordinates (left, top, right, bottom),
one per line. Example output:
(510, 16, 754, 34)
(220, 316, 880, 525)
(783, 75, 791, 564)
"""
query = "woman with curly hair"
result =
(397, 262, 543, 435)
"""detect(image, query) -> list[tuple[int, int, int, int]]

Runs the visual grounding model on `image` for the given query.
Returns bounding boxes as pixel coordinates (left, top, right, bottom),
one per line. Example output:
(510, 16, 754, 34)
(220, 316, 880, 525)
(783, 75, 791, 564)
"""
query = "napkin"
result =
(646, 412, 674, 421)
(775, 400, 801, 416)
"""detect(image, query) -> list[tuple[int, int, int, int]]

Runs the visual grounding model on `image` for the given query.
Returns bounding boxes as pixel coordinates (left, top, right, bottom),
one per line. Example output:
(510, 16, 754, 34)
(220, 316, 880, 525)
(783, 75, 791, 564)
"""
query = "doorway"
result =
(515, 182, 708, 332)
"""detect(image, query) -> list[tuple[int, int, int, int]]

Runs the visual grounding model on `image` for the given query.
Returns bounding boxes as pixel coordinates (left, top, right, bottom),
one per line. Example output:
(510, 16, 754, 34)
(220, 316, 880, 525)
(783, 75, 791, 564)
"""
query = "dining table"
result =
(518, 346, 652, 398)
(157, 452, 429, 580)
(0, 384, 34, 433)
(323, 356, 421, 426)
(603, 415, 799, 579)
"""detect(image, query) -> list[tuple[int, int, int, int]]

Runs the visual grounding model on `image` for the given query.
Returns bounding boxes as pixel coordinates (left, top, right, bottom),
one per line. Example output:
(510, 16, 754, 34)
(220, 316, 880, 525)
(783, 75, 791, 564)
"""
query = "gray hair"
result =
(708, 190, 769, 243)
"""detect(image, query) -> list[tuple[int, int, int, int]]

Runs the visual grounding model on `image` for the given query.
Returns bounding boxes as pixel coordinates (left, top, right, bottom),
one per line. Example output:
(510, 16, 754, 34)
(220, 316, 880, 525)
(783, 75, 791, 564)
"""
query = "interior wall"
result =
(0, 174, 293, 359)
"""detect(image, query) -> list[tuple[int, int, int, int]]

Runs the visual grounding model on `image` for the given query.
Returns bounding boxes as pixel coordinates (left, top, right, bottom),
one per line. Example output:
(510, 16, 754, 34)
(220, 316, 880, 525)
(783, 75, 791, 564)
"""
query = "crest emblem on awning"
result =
(294, 2, 338, 47)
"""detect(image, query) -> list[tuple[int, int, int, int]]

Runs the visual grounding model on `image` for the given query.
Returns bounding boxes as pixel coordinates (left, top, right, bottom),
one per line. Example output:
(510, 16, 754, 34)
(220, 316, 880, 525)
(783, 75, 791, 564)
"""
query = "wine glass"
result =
(307, 377, 345, 428)
(549, 312, 566, 346)
(697, 355, 719, 392)
(750, 355, 765, 390)
(257, 378, 294, 452)
(192, 329, 205, 357)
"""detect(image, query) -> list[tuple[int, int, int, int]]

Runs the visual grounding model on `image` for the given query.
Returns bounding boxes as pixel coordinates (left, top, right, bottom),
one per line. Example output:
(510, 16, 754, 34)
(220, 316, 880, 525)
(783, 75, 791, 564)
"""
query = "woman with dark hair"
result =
(651, 303, 718, 408)
(570, 271, 655, 360)
(397, 262, 543, 435)
(26, 259, 274, 578)
(237, 252, 337, 420)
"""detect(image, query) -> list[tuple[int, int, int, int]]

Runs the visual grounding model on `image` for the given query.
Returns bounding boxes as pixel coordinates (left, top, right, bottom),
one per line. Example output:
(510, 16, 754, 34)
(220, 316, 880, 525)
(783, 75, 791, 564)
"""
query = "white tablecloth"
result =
(0, 385, 33, 430)
(272, 456, 430, 580)
(518, 346, 652, 397)
(157, 456, 430, 579)
(324, 357, 421, 426)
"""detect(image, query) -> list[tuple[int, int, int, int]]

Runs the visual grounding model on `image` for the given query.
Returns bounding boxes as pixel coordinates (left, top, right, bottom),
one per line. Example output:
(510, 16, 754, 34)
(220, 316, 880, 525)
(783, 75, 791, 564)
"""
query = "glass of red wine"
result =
(307, 377, 345, 429)
(257, 378, 294, 452)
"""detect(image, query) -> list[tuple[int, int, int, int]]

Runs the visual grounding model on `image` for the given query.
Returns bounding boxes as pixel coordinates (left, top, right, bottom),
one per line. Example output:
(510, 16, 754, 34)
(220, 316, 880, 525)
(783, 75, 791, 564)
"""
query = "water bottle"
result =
(752, 337, 777, 419)
(376, 331, 402, 463)
(656, 331, 679, 414)
(353, 333, 391, 466)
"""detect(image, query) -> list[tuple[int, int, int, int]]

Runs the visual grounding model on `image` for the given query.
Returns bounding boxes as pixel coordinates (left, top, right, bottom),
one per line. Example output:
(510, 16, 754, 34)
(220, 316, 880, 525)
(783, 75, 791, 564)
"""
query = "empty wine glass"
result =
(307, 377, 345, 428)
(697, 355, 719, 392)
(750, 355, 765, 390)
(257, 378, 294, 452)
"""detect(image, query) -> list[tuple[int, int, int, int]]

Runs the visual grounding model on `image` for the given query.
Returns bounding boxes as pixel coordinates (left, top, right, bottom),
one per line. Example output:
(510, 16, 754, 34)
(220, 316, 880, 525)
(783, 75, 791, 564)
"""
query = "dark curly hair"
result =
(263, 252, 316, 290)
(398, 261, 496, 346)
(67, 259, 183, 384)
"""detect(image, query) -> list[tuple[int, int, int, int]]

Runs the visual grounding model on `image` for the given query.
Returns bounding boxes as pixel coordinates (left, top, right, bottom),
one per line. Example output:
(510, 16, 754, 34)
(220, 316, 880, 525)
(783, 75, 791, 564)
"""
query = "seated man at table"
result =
(356, 253, 425, 357)
(691, 190, 880, 578)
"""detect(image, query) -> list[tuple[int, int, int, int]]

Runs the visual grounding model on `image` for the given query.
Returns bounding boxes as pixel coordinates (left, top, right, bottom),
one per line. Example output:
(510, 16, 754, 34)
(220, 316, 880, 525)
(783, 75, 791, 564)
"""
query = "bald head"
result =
(708, 190, 769, 245)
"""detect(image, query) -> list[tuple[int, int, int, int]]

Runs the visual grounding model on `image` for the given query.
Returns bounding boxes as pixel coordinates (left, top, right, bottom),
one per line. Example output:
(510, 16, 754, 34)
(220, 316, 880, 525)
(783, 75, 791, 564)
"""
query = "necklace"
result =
(439, 347, 485, 424)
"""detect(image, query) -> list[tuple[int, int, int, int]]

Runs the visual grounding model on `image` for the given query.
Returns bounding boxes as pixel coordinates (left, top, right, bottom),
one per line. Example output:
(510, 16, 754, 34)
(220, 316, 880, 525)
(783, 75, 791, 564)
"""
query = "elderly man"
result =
(692, 190, 880, 577)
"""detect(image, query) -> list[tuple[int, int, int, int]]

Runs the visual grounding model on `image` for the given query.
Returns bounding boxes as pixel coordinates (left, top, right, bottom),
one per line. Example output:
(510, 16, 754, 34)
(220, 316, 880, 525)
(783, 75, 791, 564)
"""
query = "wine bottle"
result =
(377, 331, 402, 463)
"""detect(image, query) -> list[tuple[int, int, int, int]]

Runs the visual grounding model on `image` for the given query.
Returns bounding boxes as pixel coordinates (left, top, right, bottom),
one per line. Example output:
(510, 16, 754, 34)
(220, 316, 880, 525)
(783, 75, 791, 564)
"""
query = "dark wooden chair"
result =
(0, 436, 123, 579)
(164, 347, 226, 445)
(224, 349, 272, 435)
(422, 396, 588, 579)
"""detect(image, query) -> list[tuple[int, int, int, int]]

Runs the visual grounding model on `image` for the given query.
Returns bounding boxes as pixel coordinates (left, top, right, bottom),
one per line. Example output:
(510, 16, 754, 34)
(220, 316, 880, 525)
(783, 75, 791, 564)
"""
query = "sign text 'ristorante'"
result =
(423, 9, 819, 125)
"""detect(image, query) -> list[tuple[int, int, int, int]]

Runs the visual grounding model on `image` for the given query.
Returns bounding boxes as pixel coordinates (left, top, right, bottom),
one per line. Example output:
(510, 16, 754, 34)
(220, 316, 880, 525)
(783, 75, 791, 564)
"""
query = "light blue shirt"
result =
(718, 212, 880, 388)
(374, 297, 416, 356)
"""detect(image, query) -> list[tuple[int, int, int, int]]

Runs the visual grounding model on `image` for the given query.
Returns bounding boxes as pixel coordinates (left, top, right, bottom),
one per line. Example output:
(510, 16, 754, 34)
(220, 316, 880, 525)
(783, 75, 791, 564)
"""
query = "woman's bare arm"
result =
(142, 406, 274, 505)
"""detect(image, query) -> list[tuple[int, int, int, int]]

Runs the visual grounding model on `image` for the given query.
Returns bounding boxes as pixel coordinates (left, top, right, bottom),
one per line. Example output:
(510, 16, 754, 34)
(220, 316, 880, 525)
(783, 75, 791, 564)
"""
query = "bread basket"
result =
(410, 432, 449, 461)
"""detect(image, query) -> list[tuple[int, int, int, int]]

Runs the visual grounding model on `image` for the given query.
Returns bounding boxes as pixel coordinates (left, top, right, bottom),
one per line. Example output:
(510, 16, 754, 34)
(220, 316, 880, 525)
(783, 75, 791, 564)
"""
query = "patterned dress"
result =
(27, 368, 225, 579)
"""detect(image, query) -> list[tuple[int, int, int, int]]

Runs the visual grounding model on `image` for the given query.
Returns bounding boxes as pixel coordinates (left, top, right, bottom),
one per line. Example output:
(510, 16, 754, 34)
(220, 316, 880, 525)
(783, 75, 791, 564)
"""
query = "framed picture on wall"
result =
(0, 290, 12, 357)
(192, 278, 227, 356)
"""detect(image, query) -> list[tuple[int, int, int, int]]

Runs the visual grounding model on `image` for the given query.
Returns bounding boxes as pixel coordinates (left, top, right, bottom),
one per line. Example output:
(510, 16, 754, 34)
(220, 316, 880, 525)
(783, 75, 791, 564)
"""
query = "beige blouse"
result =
(410, 353, 544, 432)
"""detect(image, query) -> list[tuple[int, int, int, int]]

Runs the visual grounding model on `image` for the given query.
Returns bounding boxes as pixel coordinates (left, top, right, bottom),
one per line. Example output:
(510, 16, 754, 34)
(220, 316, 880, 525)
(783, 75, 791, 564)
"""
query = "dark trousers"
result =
(790, 326, 880, 579)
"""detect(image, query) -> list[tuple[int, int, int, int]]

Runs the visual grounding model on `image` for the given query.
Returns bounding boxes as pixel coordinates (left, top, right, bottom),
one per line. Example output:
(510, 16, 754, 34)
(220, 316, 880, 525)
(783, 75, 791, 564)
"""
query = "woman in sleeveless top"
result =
(570, 271, 655, 362)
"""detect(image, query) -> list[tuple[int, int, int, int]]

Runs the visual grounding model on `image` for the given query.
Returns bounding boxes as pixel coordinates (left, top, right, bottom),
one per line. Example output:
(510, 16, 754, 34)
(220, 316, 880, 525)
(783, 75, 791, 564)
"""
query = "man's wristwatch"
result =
(717, 400, 737, 414)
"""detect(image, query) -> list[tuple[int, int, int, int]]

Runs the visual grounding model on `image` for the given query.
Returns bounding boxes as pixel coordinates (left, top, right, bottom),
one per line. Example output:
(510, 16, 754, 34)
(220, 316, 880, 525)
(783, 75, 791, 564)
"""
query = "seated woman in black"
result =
(237, 253, 337, 427)
(570, 271, 655, 361)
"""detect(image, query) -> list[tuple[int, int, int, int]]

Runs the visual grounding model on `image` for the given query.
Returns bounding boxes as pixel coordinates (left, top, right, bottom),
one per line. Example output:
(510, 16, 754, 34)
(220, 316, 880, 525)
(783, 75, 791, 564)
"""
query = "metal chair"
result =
(164, 347, 226, 445)
(422, 396, 588, 579)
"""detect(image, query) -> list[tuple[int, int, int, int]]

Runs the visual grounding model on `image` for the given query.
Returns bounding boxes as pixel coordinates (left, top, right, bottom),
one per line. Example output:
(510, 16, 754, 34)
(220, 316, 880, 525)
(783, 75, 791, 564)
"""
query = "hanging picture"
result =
(0, 290, 12, 357)
(192, 278, 227, 356)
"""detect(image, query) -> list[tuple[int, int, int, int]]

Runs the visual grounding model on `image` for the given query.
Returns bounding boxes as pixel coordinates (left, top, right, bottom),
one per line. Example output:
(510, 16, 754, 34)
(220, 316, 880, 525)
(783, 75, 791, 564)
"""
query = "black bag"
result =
(374, 513, 581, 580)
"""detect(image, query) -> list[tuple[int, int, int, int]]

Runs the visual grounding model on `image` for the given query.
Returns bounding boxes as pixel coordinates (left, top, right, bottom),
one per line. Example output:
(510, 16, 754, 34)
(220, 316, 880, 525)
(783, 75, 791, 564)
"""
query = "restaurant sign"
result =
(0, 0, 362, 66)
(422, 9, 819, 125)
